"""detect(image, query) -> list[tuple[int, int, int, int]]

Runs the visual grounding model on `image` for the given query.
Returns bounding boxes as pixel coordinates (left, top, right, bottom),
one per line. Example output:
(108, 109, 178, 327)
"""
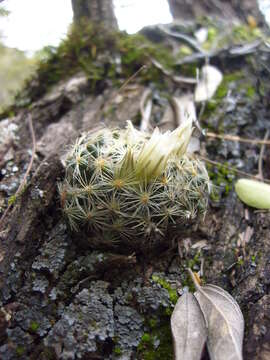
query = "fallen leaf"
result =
(195, 28, 208, 44)
(235, 178, 270, 209)
(189, 270, 244, 360)
(171, 292, 207, 360)
(195, 65, 223, 102)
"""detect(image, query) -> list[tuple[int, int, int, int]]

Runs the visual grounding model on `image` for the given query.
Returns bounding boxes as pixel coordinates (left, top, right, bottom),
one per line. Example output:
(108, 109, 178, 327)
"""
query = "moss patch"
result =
(137, 315, 173, 360)
(29, 321, 40, 333)
(7, 20, 175, 113)
(207, 162, 236, 201)
(151, 275, 178, 305)
(113, 346, 122, 356)
(16, 346, 25, 356)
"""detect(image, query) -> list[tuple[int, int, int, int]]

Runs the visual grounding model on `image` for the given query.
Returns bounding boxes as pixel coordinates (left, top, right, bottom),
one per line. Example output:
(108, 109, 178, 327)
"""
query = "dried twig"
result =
(206, 131, 270, 146)
(176, 51, 214, 66)
(176, 41, 261, 66)
(197, 155, 270, 184)
(151, 58, 197, 84)
(0, 115, 36, 231)
(229, 40, 261, 56)
(258, 130, 269, 180)
(158, 25, 205, 54)
(118, 65, 147, 93)
(139, 88, 152, 132)
(17, 116, 36, 194)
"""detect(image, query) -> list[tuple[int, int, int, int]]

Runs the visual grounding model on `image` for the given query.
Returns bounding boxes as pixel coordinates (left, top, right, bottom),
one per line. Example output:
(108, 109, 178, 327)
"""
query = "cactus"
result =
(59, 121, 210, 242)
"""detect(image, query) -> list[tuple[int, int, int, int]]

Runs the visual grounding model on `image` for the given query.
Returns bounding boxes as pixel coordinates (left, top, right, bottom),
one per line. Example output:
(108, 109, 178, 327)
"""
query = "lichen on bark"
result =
(0, 15, 270, 360)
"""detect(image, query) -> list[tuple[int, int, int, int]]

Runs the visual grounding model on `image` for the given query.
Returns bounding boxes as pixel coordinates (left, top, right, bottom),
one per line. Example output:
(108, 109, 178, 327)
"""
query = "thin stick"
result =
(118, 65, 147, 93)
(258, 130, 269, 180)
(206, 131, 270, 146)
(17, 115, 36, 194)
(197, 155, 270, 184)
(139, 88, 152, 132)
(0, 115, 36, 231)
(151, 58, 197, 84)
(158, 25, 205, 54)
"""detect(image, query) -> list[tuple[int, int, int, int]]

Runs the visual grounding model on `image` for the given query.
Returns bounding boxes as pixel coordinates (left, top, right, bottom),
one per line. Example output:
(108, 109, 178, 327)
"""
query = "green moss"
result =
(223, 72, 243, 83)
(178, 63, 197, 77)
(202, 28, 218, 51)
(141, 333, 152, 343)
(16, 346, 25, 356)
(207, 163, 235, 201)
(193, 20, 262, 52)
(7, 189, 26, 208)
(29, 321, 40, 333)
(208, 26, 218, 42)
(113, 346, 122, 356)
(8, 194, 17, 206)
(202, 71, 244, 122)
(237, 257, 244, 267)
(237, 82, 256, 99)
(232, 24, 262, 43)
(151, 275, 178, 305)
(177, 45, 193, 57)
(137, 320, 173, 360)
(149, 317, 158, 329)
(187, 251, 201, 270)
(9, 20, 177, 111)
(245, 86, 255, 99)
(208, 23, 261, 50)
(215, 83, 228, 99)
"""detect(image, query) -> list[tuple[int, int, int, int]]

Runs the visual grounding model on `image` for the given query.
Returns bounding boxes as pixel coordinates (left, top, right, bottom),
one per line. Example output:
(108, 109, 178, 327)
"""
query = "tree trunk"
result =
(71, 0, 118, 29)
(0, 15, 270, 360)
(168, 0, 262, 22)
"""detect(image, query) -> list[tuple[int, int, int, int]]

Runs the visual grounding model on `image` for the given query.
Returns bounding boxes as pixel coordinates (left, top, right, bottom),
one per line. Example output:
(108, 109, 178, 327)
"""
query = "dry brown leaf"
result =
(171, 292, 207, 360)
(189, 270, 244, 360)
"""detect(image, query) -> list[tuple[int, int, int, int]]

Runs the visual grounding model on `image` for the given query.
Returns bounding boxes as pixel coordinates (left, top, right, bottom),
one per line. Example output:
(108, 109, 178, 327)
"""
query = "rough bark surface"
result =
(72, 0, 118, 29)
(0, 17, 270, 360)
(168, 0, 262, 22)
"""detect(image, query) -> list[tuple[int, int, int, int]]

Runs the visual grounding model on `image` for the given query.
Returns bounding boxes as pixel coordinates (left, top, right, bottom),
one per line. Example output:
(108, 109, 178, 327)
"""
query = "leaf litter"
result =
(171, 269, 244, 360)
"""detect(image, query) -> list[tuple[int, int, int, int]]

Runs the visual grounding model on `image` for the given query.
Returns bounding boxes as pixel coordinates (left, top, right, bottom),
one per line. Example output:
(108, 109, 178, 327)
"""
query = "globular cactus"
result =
(59, 120, 210, 243)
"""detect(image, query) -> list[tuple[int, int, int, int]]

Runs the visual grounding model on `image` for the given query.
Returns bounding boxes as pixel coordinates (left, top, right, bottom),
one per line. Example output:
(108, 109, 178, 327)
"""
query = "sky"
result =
(0, 0, 172, 54)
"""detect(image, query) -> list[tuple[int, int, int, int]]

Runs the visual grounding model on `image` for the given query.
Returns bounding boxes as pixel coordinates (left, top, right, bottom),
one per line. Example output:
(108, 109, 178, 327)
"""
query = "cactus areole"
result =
(59, 121, 210, 244)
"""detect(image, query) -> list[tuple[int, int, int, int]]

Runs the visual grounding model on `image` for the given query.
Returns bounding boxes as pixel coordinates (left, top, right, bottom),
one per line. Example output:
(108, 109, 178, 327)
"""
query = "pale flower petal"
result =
(135, 120, 193, 181)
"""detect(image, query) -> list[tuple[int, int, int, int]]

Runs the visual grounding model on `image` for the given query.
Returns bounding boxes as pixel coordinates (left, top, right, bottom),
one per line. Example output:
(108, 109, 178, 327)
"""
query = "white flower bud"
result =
(135, 120, 192, 181)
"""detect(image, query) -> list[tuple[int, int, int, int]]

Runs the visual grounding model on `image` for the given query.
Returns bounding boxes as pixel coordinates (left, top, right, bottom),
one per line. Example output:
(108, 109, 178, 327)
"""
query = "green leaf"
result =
(235, 179, 270, 209)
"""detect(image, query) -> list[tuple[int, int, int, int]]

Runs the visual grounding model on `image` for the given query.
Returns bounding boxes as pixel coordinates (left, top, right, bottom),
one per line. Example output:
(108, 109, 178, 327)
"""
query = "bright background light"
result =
(114, 0, 172, 34)
(0, 0, 73, 54)
(0, 0, 172, 53)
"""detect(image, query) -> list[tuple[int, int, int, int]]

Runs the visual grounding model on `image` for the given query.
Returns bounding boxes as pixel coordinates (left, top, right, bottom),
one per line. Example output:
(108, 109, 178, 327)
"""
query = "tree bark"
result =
(71, 0, 118, 29)
(0, 15, 270, 360)
(168, 0, 262, 22)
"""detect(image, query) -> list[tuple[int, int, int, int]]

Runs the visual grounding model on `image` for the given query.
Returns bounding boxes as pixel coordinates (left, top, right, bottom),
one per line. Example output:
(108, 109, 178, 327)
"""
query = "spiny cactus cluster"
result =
(59, 121, 210, 242)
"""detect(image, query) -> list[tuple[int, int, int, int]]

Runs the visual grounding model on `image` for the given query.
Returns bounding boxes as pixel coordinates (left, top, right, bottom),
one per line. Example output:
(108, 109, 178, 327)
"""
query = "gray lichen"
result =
(32, 223, 69, 276)
(45, 282, 114, 359)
